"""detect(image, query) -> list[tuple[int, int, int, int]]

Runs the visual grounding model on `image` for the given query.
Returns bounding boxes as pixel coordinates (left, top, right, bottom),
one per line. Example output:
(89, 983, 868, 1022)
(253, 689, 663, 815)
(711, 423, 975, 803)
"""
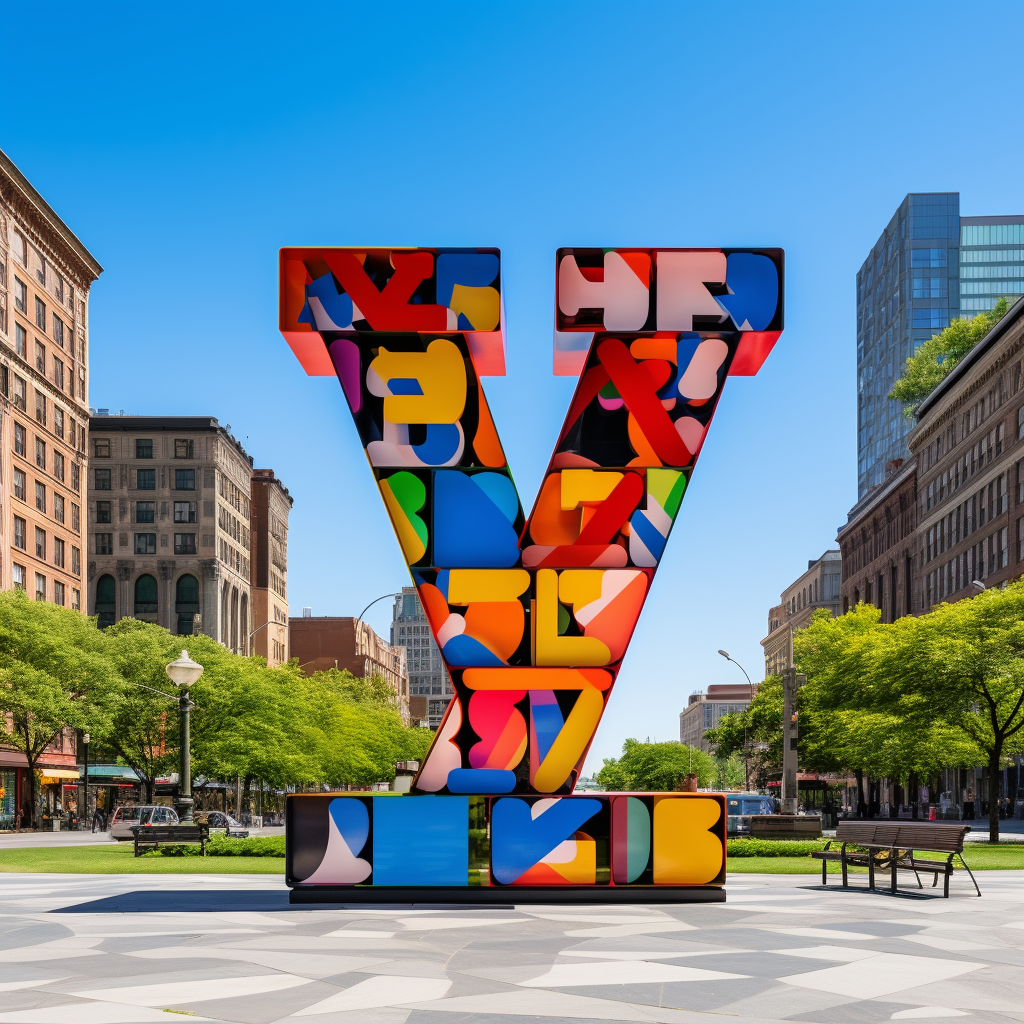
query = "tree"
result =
(0, 592, 121, 827)
(889, 298, 1010, 410)
(596, 738, 715, 791)
(706, 676, 784, 789)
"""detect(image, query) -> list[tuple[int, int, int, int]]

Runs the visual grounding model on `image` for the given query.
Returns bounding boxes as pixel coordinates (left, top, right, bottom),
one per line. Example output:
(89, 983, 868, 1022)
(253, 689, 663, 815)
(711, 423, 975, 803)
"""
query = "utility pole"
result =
(781, 668, 804, 814)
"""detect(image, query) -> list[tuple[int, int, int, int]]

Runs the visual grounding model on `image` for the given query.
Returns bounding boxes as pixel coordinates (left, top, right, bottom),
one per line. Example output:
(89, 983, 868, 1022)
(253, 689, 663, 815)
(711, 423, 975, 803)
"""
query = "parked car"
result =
(726, 792, 776, 838)
(109, 804, 179, 841)
(194, 811, 249, 838)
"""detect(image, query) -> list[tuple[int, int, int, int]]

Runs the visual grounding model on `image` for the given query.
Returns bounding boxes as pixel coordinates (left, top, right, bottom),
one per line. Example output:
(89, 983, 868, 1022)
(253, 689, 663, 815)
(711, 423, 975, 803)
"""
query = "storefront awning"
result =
(80, 765, 143, 782)
(40, 769, 80, 780)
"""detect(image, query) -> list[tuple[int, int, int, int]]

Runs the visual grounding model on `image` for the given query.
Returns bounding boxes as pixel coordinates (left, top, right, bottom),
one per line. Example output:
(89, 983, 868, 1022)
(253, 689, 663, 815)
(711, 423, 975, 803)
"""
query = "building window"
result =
(35, 481, 46, 513)
(35, 527, 46, 559)
(134, 574, 158, 615)
(12, 376, 26, 411)
(13, 469, 26, 501)
(53, 538, 65, 569)
(136, 438, 153, 459)
(14, 277, 27, 311)
(93, 438, 110, 458)
(72, 588, 80, 611)
(136, 501, 155, 523)
(174, 533, 197, 555)
(13, 516, 26, 550)
(35, 297, 46, 330)
(12, 563, 25, 591)
(15, 323, 26, 357)
(54, 451, 65, 483)
(175, 574, 200, 636)
(72, 546, 81, 575)
(35, 573, 46, 602)
(35, 438, 45, 470)
(52, 316, 64, 348)
(53, 357, 64, 391)
(72, 503, 80, 532)
(13, 423, 25, 456)
(175, 469, 195, 490)
(96, 533, 113, 555)
(71, 462, 80, 492)
(134, 533, 157, 555)
(136, 468, 156, 490)
(96, 574, 116, 628)
(174, 501, 197, 523)
(54, 407, 64, 440)
(174, 439, 194, 459)
(34, 390, 45, 425)
(94, 468, 111, 490)
(96, 500, 112, 523)
(54, 494, 65, 524)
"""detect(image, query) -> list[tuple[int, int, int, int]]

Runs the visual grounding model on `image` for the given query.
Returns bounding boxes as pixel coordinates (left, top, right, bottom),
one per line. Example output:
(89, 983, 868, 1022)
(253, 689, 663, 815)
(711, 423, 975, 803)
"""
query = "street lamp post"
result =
(718, 650, 755, 792)
(82, 732, 90, 830)
(165, 650, 204, 822)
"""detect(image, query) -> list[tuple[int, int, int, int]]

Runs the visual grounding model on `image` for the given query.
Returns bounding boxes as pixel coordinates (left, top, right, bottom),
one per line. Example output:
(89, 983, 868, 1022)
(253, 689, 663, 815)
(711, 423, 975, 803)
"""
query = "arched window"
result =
(96, 574, 116, 629)
(239, 593, 249, 655)
(175, 574, 200, 636)
(134, 574, 158, 620)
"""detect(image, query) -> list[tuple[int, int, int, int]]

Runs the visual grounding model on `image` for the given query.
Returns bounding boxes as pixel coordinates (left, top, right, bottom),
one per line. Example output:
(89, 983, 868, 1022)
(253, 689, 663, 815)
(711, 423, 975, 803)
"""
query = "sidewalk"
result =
(0, 826, 284, 849)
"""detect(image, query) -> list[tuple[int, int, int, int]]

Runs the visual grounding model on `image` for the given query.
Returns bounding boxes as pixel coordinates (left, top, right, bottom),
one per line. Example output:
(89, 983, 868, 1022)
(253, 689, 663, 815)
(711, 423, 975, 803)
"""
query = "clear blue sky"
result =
(7, 2, 1023, 774)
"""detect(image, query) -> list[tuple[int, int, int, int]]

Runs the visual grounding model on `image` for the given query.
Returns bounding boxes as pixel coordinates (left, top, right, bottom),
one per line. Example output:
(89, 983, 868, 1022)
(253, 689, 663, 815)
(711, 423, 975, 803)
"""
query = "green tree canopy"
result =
(889, 298, 1010, 410)
(596, 738, 715, 791)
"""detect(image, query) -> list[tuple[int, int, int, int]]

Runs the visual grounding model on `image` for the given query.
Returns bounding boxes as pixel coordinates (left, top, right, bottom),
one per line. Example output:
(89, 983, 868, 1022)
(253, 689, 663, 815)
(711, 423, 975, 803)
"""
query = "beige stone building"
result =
(250, 468, 291, 667)
(1, 148, 99, 610)
(87, 416, 290, 657)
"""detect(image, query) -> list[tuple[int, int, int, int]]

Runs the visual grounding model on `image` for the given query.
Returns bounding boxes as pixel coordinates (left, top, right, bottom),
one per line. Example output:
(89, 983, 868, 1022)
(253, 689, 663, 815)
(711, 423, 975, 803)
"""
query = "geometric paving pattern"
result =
(2, 871, 1024, 1023)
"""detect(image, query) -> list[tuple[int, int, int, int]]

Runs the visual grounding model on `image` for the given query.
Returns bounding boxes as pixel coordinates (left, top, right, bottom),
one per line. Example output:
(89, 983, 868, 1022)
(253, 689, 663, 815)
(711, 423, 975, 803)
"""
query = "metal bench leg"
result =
(868, 854, 875, 891)
(956, 854, 981, 897)
(821, 858, 827, 885)
(891, 853, 898, 894)
(841, 853, 848, 887)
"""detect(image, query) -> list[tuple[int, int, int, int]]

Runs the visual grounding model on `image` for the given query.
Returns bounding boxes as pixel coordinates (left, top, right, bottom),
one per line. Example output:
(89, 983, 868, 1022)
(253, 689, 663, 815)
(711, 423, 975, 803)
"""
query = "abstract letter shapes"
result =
(558, 251, 651, 331)
(298, 272, 357, 331)
(529, 687, 605, 793)
(372, 795, 469, 886)
(433, 471, 521, 568)
(559, 569, 648, 664)
(677, 339, 729, 402)
(534, 569, 612, 666)
(491, 796, 602, 884)
(415, 695, 464, 792)
(652, 796, 725, 885)
(367, 338, 468, 425)
(611, 796, 651, 884)
(718, 252, 779, 331)
(628, 469, 686, 567)
(301, 798, 372, 885)
(436, 253, 501, 331)
(439, 569, 529, 666)
(655, 251, 728, 330)
(467, 689, 528, 771)
(378, 472, 428, 564)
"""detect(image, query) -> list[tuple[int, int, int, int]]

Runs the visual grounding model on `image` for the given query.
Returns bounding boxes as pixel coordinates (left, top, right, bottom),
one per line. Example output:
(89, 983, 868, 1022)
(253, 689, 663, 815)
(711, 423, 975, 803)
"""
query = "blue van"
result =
(726, 792, 775, 837)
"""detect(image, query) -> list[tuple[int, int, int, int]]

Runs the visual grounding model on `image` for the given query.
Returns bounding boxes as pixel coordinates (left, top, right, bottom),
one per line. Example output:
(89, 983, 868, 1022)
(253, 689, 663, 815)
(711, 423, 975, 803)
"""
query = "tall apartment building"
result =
(856, 193, 1024, 498)
(250, 469, 291, 666)
(760, 550, 842, 677)
(87, 416, 289, 657)
(391, 587, 449, 728)
(1, 149, 100, 609)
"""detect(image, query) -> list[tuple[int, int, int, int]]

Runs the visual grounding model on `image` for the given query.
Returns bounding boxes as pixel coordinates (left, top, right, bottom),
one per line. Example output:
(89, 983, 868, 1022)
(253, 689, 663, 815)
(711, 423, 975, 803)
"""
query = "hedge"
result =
(726, 838, 829, 858)
(144, 835, 286, 858)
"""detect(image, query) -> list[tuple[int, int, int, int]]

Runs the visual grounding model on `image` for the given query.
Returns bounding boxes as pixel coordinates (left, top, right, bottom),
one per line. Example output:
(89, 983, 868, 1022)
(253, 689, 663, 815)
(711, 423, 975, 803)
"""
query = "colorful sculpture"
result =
(279, 246, 783, 900)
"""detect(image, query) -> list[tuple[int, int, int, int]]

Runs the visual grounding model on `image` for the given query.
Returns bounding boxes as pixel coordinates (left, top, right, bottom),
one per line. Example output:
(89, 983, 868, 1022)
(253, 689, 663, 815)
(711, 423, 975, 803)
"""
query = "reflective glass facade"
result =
(856, 198, 1024, 498)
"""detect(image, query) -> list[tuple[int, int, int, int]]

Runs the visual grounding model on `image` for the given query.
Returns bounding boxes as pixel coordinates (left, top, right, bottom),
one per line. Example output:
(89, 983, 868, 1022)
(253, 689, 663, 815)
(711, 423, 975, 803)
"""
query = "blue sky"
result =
(6, 2, 1024, 774)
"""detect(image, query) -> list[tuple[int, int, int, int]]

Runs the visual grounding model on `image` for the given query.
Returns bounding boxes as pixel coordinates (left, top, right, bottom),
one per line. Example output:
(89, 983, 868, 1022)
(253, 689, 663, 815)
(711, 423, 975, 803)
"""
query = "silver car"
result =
(109, 804, 179, 841)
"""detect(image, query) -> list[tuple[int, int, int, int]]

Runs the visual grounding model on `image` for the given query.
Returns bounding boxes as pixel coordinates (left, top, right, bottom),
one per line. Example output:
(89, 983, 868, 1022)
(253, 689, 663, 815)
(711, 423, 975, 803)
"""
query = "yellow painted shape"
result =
(371, 338, 467, 424)
(462, 667, 612, 691)
(449, 283, 500, 331)
(558, 569, 606, 610)
(448, 569, 530, 604)
(549, 835, 597, 883)
(379, 479, 427, 564)
(652, 797, 724, 884)
(534, 569, 611, 667)
(531, 686, 604, 792)
(560, 469, 622, 510)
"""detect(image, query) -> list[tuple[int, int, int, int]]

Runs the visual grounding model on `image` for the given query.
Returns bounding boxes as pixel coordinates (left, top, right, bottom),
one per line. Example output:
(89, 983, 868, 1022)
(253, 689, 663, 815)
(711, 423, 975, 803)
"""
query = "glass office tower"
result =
(856, 196, 1024, 498)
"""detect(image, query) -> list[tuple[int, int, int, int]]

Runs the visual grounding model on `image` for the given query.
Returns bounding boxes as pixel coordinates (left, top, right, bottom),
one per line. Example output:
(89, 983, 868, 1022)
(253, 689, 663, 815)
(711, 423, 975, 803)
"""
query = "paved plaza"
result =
(1, 872, 1023, 1023)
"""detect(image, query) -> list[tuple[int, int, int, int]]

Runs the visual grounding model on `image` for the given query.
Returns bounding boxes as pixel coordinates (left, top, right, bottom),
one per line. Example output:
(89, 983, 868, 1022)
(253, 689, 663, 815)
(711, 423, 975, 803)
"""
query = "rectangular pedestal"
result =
(287, 791, 726, 899)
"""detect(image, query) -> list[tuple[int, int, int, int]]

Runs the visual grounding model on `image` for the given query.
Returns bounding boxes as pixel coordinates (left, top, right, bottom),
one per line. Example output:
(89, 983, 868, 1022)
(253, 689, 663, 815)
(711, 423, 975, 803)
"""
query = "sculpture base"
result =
(289, 885, 725, 904)
(287, 791, 726, 899)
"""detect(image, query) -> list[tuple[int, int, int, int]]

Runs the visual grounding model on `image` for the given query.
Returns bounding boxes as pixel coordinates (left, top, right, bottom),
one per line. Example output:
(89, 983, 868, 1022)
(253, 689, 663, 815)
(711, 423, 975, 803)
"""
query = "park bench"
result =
(813, 821, 979, 897)
(131, 823, 210, 858)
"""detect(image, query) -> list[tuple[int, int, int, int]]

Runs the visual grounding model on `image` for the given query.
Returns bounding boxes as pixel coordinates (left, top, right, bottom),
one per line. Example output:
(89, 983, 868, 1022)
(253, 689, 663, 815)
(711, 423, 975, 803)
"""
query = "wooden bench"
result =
(813, 821, 979, 897)
(131, 823, 210, 858)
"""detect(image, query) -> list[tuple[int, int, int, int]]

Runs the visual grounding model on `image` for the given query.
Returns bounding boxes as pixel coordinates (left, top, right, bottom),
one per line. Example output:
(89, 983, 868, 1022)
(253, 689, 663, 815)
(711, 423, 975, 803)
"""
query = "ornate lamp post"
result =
(165, 650, 204, 822)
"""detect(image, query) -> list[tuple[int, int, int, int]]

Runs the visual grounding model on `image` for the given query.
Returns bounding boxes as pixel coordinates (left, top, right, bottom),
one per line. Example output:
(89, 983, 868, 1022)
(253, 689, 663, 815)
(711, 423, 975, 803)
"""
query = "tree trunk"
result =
(988, 743, 1002, 844)
(855, 769, 867, 818)
(145, 777, 154, 805)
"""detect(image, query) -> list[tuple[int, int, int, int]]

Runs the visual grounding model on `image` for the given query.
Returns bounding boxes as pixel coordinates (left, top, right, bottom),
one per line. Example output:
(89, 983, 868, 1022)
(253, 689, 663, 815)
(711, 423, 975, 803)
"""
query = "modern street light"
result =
(718, 650, 755, 792)
(165, 650, 204, 822)
(718, 649, 754, 699)
(971, 580, 986, 592)
(82, 732, 90, 829)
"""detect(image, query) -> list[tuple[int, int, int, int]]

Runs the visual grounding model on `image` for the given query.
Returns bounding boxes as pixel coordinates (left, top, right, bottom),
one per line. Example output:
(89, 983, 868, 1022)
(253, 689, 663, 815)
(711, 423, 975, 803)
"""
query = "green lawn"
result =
(728, 843, 1024, 874)
(0, 844, 285, 874)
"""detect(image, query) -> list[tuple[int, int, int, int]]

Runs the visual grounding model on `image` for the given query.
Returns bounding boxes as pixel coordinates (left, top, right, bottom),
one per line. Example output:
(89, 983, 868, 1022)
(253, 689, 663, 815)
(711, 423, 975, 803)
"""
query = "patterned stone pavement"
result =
(1, 871, 1023, 1024)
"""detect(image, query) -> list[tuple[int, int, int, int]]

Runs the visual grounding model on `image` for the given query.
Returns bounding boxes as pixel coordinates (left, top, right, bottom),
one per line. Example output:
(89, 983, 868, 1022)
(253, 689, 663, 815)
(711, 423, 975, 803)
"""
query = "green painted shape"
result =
(626, 796, 651, 883)
(647, 468, 686, 520)
(557, 603, 571, 635)
(387, 471, 428, 548)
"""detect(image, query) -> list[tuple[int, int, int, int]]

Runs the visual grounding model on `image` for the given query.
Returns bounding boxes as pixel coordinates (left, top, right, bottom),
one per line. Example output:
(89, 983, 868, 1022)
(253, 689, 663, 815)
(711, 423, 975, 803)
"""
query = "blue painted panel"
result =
(372, 796, 468, 886)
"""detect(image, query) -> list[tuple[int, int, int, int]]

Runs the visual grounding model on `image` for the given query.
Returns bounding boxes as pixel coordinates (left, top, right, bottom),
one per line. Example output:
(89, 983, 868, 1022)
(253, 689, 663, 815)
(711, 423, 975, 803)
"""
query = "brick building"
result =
(250, 468, 291, 667)
(288, 614, 409, 723)
(679, 684, 755, 752)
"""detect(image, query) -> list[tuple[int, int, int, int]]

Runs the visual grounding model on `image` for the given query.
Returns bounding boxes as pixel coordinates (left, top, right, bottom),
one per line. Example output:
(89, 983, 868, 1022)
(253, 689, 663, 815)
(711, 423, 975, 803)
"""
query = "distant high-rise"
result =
(856, 194, 1024, 498)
